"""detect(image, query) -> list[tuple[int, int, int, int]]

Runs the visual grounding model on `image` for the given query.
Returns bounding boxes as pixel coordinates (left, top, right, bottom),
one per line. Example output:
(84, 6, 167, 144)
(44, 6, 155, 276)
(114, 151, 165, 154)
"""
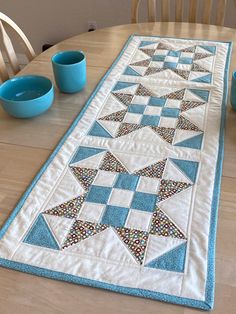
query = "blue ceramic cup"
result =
(51, 51, 86, 93)
(230, 71, 236, 110)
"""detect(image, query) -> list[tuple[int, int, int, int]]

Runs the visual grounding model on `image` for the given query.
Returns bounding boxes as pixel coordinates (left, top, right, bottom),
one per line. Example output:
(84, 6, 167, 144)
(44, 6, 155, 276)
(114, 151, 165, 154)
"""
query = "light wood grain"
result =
(161, 0, 169, 22)
(0, 22, 236, 314)
(203, 0, 213, 24)
(132, 0, 229, 25)
(131, 0, 141, 23)
(216, 0, 227, 26)
(175, 0, 184, 22)
(0, 48, 9, 81)
(0, 11, 35, 81)
(148, 0, 157, 22)
(189, 0, 198, 23)
(0, 20, 20, 74)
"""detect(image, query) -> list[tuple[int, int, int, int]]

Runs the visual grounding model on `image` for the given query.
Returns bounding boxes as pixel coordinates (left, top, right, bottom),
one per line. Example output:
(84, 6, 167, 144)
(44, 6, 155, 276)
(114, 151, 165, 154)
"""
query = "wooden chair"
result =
(0, 12, 36, 82)
(131, 0, 228, 26)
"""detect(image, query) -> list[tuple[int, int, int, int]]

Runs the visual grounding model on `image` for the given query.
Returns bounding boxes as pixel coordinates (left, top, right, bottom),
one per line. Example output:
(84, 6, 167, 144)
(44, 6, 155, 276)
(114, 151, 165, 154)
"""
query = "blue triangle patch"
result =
(70, 146, 105, 164)
(88, 121, 113, 138)
(174, 133, 203, 150)
(24, 215, 59, 250)
(199, 45, 216, 54)
(139, 41, 155, 48)
(146, 243, 187, 272)
(192, 74, 212, 84)
(170, 158, 199, 183)
(189, 89, 210, 102)
(123, 66, 141, 76)
(112, 81, 137, 92)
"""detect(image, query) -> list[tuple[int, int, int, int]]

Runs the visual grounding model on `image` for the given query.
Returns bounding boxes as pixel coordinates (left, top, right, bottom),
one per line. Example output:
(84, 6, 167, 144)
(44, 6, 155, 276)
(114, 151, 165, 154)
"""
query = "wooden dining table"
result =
(0, 22, 236, 314)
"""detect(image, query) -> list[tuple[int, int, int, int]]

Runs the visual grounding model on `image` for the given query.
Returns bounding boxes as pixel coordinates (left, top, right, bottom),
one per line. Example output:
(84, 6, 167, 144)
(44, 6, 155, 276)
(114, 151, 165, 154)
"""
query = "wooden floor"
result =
(0, 23, 236, 314)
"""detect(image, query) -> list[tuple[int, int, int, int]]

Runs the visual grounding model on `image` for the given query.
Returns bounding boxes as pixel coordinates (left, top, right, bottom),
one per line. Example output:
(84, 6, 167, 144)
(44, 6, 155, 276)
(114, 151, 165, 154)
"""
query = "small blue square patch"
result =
(86, 185, 112, 204)
(128, 104, 146, 114)
(131, 192, 157, 212)
(114, 173, 139, 191)
(168, 50, 181, 57)
(161, 108, 180, 118)
(164, 62, 178, 69)
(141, 115, 160, 126)
(149, 97, 166, 107)
(152, 55, 165, 62)
(101, 205, 129, 227)
(179, 57, 193, 64)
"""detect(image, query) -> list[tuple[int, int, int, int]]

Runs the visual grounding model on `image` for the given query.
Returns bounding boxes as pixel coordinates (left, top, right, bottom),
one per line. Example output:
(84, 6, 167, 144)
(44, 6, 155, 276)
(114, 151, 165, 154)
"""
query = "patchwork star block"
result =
(125, 42, 215, 83)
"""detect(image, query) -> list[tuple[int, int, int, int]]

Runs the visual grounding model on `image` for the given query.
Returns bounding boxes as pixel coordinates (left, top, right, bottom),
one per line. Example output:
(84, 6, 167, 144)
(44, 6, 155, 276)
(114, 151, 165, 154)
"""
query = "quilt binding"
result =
(0, 35, 232, 310)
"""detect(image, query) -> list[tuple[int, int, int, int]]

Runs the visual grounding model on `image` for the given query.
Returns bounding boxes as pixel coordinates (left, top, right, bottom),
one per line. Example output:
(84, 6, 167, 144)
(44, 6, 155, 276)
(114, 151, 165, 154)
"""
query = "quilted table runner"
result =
(0, 35, 231, 310)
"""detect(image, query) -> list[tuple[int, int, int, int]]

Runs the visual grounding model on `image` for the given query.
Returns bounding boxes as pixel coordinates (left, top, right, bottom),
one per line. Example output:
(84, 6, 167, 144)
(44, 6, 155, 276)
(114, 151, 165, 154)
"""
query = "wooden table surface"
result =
(0, 22, 236, 314)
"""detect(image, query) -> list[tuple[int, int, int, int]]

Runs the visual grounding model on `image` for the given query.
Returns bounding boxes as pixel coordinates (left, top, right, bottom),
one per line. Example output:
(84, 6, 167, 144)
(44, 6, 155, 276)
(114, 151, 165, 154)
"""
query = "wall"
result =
(0, 0, 235, 54)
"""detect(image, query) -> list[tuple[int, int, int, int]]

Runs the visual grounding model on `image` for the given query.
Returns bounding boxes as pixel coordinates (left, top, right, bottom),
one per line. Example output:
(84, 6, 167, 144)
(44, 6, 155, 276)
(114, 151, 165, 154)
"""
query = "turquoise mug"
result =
(51, 51, 86, 93)
(230, 71, 236, 110)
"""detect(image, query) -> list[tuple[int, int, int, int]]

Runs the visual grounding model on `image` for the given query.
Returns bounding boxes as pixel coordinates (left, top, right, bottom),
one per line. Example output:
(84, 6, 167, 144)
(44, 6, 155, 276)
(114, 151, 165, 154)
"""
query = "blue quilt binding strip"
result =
(0, 35, 232, 310)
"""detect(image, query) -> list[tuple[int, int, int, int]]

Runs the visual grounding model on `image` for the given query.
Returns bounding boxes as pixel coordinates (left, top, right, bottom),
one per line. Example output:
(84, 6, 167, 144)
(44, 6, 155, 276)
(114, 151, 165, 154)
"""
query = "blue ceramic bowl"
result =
(0, 75, 54, 118)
